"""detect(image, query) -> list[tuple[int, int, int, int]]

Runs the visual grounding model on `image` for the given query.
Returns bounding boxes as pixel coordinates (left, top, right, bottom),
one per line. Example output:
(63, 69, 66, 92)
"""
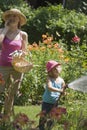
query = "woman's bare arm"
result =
(21, 31, 28, 51)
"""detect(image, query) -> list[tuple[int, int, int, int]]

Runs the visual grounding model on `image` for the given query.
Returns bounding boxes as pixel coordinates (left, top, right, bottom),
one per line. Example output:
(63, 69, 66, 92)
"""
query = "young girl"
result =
(39, 60, 66, 130)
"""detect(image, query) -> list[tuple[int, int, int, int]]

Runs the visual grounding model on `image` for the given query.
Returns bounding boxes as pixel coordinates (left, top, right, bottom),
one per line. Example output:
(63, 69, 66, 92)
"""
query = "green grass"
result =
(14, 105, 41, 127)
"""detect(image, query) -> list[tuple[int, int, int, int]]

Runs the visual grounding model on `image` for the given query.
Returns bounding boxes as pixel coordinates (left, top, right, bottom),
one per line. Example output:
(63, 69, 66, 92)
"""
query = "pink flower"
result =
(71, 35, 80, 43)
(13, 113, 29, 126)
(49, 107, 67, 120)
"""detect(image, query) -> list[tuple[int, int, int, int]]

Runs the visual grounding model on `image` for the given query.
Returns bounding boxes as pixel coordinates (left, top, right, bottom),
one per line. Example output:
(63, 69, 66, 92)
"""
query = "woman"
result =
(0, 8, 28, 116)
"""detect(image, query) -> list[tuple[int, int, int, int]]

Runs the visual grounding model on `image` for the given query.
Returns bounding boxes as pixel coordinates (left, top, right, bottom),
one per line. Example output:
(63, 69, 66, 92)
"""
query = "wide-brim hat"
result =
(2, 8, 27, 26)
(46, 60, 61, 72)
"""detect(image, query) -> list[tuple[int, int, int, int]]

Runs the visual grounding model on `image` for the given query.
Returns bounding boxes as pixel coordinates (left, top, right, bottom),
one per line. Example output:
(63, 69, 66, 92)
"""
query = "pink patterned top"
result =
(0, 36, 22, 66)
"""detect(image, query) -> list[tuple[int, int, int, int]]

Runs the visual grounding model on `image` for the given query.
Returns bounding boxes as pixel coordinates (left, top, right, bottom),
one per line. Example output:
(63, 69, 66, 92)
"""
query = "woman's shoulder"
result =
(20, 30, 28, 36)
(20, 30, 28, 40)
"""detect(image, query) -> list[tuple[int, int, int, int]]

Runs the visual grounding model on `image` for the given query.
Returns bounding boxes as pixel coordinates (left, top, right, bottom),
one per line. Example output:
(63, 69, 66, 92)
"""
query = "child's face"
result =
(56, 65, 62, 73)
(50, 65, 62, 78)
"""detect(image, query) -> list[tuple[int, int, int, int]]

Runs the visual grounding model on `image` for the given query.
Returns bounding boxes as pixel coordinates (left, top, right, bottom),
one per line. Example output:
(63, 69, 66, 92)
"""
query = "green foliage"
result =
(24, 5, 87, 47)
(14, 34, 87, 105)
(0, 0, 25, 11)
(63, 43, 87, 83)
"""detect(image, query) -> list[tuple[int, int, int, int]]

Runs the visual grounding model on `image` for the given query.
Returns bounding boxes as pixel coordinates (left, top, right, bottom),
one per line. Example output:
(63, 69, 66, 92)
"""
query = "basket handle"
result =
(10, 50, 33, 63)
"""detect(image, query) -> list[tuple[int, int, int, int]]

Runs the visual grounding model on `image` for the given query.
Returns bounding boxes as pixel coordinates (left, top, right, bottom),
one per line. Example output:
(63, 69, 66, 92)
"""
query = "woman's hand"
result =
(4, 20, 10, 31)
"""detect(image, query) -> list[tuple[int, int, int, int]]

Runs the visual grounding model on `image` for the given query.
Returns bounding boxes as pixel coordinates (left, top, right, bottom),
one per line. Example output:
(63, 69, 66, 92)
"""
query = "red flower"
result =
(71, 35, 80, 43)
(13, 113, 29, 126)
(50, 107, 67, 120)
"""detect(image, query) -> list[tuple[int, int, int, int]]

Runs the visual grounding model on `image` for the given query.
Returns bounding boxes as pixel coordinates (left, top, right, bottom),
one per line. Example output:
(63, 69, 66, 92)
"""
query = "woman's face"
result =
(6, 14, 20, 26)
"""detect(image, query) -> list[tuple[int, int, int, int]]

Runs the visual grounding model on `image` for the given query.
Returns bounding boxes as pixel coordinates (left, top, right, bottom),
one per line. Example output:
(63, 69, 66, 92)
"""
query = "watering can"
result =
(67, 76, 87, 93)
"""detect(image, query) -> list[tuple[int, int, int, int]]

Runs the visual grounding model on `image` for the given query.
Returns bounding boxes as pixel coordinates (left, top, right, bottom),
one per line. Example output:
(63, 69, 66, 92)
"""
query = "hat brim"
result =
(2, 10, 27, 26)
(48, 63, 61, 72)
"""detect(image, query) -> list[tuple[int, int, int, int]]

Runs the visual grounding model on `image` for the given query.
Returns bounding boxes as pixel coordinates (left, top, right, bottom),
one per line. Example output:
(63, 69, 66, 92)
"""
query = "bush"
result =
(0, 0, 25, 11)
(25, 5, 87, 48)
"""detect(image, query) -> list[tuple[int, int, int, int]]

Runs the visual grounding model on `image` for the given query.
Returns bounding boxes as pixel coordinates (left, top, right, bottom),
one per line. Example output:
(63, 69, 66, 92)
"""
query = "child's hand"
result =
(61, 84, 68, 95)
(64, 84, 68, 89)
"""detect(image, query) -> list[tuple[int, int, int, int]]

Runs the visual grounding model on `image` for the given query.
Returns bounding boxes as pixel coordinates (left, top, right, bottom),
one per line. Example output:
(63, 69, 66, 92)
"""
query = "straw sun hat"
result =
(2, 8, 27, 26)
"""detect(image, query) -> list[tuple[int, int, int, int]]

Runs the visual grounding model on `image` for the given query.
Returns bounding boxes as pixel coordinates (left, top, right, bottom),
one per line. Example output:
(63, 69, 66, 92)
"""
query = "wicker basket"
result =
(11, 56, 33, 73)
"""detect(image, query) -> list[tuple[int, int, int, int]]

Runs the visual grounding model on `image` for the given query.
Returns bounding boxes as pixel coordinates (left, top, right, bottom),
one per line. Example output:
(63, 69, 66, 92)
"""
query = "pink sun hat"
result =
(46, 60, 61, 72)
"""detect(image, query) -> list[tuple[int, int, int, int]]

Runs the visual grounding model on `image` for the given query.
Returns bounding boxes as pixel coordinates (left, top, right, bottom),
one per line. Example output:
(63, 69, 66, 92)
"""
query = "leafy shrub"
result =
(25, 5, 87, 48)
(0, 0, 25, 11)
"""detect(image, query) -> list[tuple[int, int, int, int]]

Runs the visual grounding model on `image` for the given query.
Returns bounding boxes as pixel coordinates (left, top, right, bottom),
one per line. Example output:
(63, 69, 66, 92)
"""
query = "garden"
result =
(0, 0, 87, 130)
